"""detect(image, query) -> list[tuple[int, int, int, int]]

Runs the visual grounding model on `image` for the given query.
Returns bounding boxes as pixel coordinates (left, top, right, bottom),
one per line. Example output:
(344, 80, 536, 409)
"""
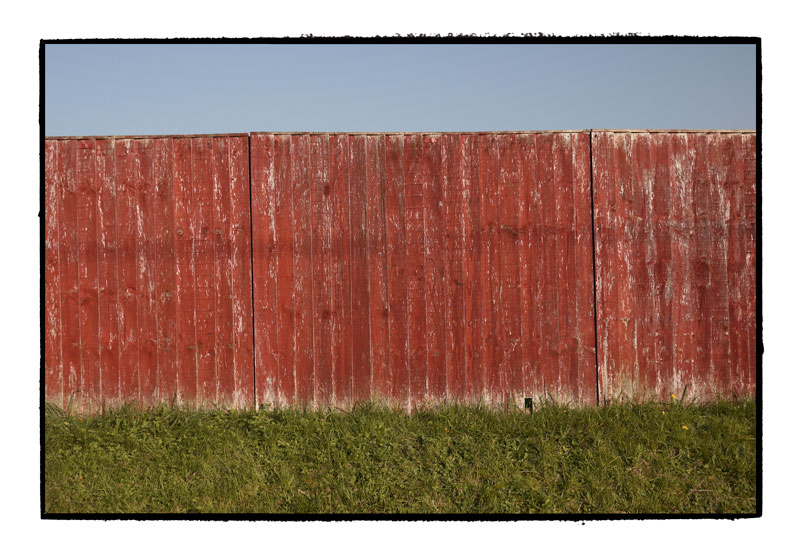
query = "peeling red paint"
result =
(45, 131, 757, 412)
(592, 131, 757, 402)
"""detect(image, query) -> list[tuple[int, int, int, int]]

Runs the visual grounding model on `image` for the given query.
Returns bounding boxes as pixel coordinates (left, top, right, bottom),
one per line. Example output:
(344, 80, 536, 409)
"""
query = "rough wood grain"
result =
(173, 137, 198, 406)
(311, 134, 334, 406)
(229, 135, 254, 409)
(45, 140, 63, 405)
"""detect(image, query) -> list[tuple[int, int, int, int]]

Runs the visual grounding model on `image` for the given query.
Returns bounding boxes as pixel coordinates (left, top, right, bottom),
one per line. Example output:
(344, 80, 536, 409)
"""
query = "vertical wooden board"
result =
(726, 133, 748, 396)
(724, 134, 743, 394)
(443, 134, 465, 401)
(522, 134, 542, 398)
(60, 140, 82, 409)
(423, 135, 447, 402)
(329, 134, 353, 405)
(554, 134, 578, 400)
(498, 134, 522, 401)
(571, 132, 595, 404)
(251, 134, 279, 408)
(366, 135, 390, 401)
(478, 134, 500, 403)
(668, 133, 696, 398)
(152, 138, 177, 405)
(650, 134, 673, 400)
(536, 134, 559, 398)
(690, 134, 713, 398)
(291, 135, 315, 406)
(516, 134, 533, 399)
(96, 138, 120, 407)
(707, 135, 733, 395)
(133, 139, 159, 406)
(385, 135, 409, 407)
(274, 135, 296, 406)
(114, 140, 140, 405)
(613, 133, 637, 399)
(229, 135, 254, 409)
(742, 133, 757, 394)
(45, 140, 63, 405)
(76, 138, 100, 411)
(172, 137, 197, 406)
(461, 135, 483, 402)
(404, 134, 428, 404)
(211, 137, 235, 406)
(191, 136, 217, 406)
(629, 133, 654, 398)
(592, 133, 611, 400)
(311, 134, 334, 406)
(348, 135, 371, 402)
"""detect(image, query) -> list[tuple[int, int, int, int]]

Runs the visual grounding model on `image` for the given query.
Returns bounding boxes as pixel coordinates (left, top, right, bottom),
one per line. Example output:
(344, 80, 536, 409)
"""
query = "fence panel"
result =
(251, 132, 597, 409)
(592, 131, 757, 402)
(44, 135, 254, 411)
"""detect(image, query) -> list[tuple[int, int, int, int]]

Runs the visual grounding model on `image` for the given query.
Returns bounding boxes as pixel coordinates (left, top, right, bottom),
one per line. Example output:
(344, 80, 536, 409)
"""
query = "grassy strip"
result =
(44, 400, 756, 514)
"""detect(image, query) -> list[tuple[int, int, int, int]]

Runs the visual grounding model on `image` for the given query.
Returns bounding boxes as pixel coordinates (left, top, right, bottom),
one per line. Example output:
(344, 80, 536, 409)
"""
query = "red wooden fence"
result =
(592, 131, 757, 402)
(44, 130, 758, 412)
(249, 133, 597, 409)
(44, 134, 254, 412)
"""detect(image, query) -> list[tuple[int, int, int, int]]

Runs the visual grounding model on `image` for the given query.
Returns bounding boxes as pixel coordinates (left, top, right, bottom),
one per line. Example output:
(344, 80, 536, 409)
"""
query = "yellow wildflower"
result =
(682, 425, 689, 430)
(671, 394, 677, 400)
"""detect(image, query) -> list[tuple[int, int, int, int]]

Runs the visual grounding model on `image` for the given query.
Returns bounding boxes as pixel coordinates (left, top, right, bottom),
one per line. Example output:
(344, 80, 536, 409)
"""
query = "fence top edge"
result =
(44, 129, 756, 141)
(44, 132, 250, 141)
(591, 129, 756, 134)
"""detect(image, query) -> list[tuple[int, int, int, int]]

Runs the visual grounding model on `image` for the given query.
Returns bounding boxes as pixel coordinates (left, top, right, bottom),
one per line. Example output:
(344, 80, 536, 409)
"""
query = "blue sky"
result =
(45, 43, 755, 136)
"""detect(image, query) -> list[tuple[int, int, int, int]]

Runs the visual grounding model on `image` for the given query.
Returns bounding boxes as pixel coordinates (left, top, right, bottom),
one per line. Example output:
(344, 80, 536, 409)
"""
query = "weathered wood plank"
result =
(423, 134, 446, 402)
(443, 133, 465, 401)
(330, 134, 354, 406)
(172, 137, 198, 406)
(498, 133, 522, 402)
(461, 134, 483, 402)
(274, 135, 296, 406)
(76, 138, 100, 411)
(229, 135, 254, 409)
(650, 133, 673, 399)
(385, 134, 410, 408)
(153, 137, 177, 405)
(629, 133, 652, 398)
(134, 140, 159, 406)
(366, 135, 390, 401)
(572, 132, 595, 404)
(311, 134, 334, 407)
(478, 134, 500, 404)
(45, 140, 64, 406)
(291, 135, 314, 406)
(668, 132, 696, 399)
(742, 133, 757, 394)
(96, 138, 120, 408)
(348, 135, 371, 403)
(404, 134, 428, 404)
(211, 137, 235, 407)
(537, 134, 559, 399)
(114, 140, 140, 406)
(251, 133, 278, 408)
(191, 136, 217, 406)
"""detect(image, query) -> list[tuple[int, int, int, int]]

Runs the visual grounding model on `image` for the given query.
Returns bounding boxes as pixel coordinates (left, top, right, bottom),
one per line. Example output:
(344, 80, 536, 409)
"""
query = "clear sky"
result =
(45, 43, 755, 136)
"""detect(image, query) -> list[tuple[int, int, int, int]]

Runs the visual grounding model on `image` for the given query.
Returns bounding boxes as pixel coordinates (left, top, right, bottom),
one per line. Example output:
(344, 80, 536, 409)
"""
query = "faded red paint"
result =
(44, 134, 253, 412)
(250, 132, 598, 408)
(592, 131, 757, 402)
(45, 130, 757, 412)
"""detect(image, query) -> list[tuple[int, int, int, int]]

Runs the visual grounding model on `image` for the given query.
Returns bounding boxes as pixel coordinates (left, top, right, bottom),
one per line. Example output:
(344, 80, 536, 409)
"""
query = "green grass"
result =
(44, 400, 756, 514)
